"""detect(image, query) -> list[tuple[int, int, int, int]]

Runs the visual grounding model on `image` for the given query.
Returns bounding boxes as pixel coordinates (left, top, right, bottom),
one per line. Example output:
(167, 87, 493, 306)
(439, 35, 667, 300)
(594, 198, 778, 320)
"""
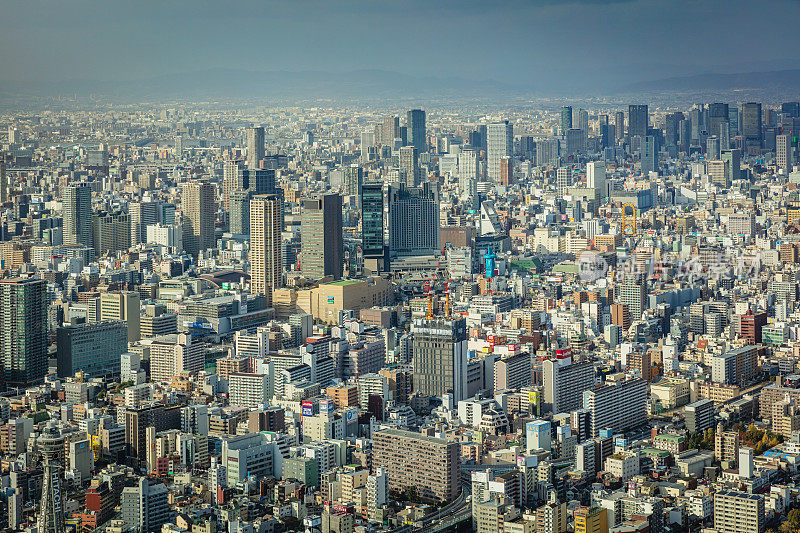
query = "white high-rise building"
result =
(487, 121, 513, 182)
(586, 161, 607, 199)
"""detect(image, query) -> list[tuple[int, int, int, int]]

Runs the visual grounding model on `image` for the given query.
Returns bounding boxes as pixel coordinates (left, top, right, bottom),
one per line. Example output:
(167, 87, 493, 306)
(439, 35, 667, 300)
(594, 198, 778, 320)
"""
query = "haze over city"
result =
(2, 2, 800, 533)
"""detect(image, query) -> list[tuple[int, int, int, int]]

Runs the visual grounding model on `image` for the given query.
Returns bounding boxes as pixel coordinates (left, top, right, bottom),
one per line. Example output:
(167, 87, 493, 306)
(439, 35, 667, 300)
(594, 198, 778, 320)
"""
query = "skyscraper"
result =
(63, 182, 92, 246)
(582, 377, 647, 437)
(556, 167, 572, 196)
(628, 105, 648, 139)
(398, 146, 420, 187)
(777, 134, 792, 173)
(229, 189, 253, 235)
(615, 111, 625, 140)
(129, 200, 161, 245)
(381, 116, 399, 145)
(300, 194, 343, 279)
(412, 317, 468, 402)
(0, 161, 6, 204)
(92, 211, 131, 255)
(741, 102, 763, 149)
(250, 194, 283, 304)
(361, 183, 386, 272)
(621, 273, 647, 320)
(38, 422, 66, 533)
(560, 106, 573, 134)
(182, 181, 216, 256)
(407, 109, 427, 156)
(641, 135, 657, 174)
(246, 126, 265, 169)
(387, 182, 439, 257)
(487, 121, 513, 182)
(586, 161, 606, 199)
(0, 277, 48, 388)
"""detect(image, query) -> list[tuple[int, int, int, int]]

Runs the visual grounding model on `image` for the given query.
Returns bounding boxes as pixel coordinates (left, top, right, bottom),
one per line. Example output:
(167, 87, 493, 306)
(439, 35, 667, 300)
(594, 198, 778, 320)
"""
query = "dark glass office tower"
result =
(407, 109, 427, 156)
(361, 183, 386, 272)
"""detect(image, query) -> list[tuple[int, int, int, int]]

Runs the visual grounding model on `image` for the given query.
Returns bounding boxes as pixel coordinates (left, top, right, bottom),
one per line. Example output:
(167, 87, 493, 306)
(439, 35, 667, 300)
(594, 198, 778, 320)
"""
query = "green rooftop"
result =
(327, 280, 361, 286)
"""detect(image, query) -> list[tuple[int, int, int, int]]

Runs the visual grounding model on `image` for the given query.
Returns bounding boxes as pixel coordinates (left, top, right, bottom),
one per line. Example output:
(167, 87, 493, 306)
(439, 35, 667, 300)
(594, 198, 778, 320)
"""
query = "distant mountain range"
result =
(0, 68, 522, 103)
(622, 69, 800, 93)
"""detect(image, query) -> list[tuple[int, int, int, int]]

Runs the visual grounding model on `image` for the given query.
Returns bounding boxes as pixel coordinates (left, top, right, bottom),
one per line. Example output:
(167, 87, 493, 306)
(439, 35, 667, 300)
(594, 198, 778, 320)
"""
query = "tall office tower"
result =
(174, 135, 183, 156)
(92, 211, 131, 255)
(719, 121, 731, 150)
(556, 167, 572, 196)
(621, 274, 647, 320)
(614, 111, 625, 140)
(458, 148, 479, 195)
(222, 160, 244, 211)
(487, 121, 513, 182)
(690, 107, 703, 142)
(728, 106, 739, 135)
(63, 182, 92, 246)
(243, 168, 277, 195)
(0, 161, 6, 203)
(129, 200, 160, 245)
(543, 359, 596, 414)
(628, 105, 648, 139)
(713, 491, 764, 533)
(182, 181, 216, 256)
(678, 119, 691, 152)
(361, 184, 386, 272)
(381, 116, 399, 145)
(537, 138, 560, 167)
(499, 156, 513, 185)
(398, 146, 420, 187)
(583, 377, 647, 437)
(782, 102, 800, 117)
(229, 189, 253, 235)
(101, 291, 140, 343)
(706, 136, 720, 161)
(300, 194, 343, 279)
(387, 182, 439, 256)
(640, 135, 657, 174)
(722, 149, 741, 184)
(777, 134, 792, 173)
(407, 109, 427, 156)
(741, 102, 763, 149)
(707, 102, 730, 140)
(38, 422, 66, 533)
(586, 161, 606, 199)
(0, 277, 47, 388)
(664, 112, 684, 147)
(246, 126, 265, 169)
(412, 317, 468, 402)
(560, 106, 573, 134)
(250, 194, 283, 304)
(600, 124, 615, 149)
(565, 128, 586, 155)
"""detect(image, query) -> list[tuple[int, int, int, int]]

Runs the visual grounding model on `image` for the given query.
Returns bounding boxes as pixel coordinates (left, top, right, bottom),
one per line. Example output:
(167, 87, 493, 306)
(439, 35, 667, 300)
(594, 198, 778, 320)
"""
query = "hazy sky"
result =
(2, 0, 800, 88)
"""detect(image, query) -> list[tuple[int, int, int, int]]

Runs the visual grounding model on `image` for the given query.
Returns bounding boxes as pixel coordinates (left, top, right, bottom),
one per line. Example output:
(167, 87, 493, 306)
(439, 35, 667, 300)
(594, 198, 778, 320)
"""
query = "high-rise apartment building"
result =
(412, 317, 468, 402)
(621, 274, 647, 321)
(246, 126, 265, 169)
(615, 111, 625, 140)
(543, 359, 595, 414)
(250, 194, 283, 305)
(560, 106, 573, 134)
(487, 121, 513, 182)
(381, 116, 399, 145)
(129, 200, 161, 245)
(300, 194, 343, 280)
(63, 182, 92, 246)
(148, 333, 205, 383)
(182, 181, 216, 256)
(407, 109, 427, 157)
(121, 478, 170, 533)
(229, 189, 253, 235)
(372, 429, 459, 502)
(583, 377, 647, 437)
(0, 277, 48, 387)
(398, 146, 420, 187)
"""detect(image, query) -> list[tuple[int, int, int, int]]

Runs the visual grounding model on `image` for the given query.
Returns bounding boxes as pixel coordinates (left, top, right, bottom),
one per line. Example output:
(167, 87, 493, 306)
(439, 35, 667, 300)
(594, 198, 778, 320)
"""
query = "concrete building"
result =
(713, 490, 764, 533)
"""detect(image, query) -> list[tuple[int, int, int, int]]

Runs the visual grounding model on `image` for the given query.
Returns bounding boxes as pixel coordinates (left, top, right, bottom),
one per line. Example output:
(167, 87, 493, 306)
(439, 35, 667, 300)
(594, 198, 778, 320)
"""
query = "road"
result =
(392, 482, 471, 533)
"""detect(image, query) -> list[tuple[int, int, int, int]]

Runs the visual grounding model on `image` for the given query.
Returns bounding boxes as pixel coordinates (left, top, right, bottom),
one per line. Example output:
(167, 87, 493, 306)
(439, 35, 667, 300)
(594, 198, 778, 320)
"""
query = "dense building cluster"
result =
(2, 99, 800, 533)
